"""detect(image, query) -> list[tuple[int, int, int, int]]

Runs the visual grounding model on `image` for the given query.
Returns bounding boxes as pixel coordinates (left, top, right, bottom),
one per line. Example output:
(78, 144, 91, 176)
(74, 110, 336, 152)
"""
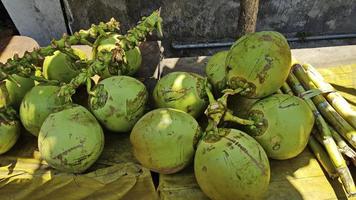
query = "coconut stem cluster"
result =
(0, 18, 120, 82)
(58, 10, 162, 102)
(204, 87, 255, 134)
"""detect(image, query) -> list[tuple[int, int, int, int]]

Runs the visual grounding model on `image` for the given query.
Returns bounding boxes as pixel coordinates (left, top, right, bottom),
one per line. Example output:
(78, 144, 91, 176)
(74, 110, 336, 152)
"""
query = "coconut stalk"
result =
(302, 63, 356, 129)
(0, 106, 18, 121)
(0, 19, 120, 82)
(287, 73, 356, 196)
(204, 87, 255, 131)
(58, 10, 162, 102)
(292, 64, 356, 149)
(309, 133, 338, 178)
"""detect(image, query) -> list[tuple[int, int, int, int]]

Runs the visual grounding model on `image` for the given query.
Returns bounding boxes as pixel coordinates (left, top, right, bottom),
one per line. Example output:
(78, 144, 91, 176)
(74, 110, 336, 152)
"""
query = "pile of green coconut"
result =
(0, 12, 315, 200)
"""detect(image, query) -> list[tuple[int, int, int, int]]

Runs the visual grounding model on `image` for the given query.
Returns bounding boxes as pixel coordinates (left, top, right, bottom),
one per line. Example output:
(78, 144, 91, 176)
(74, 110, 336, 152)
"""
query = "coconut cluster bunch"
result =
(0, 11, 356, 200)
(0, 10, 162, 173)
(132, 31, 356, 199)
(141, 32, 312, 199)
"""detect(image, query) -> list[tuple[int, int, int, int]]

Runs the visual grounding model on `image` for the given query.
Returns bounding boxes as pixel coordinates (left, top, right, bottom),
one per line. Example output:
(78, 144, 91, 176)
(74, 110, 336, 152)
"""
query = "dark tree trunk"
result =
(237, 0, 260, 37)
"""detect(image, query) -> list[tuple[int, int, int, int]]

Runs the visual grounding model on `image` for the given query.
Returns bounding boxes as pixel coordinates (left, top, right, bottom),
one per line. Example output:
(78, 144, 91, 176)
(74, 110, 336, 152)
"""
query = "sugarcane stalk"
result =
(312, 127, 356, 165)
(0, 18, 120, 81)
(302, 63, 356, 129)
(308, 121, 356, 164)
(287, 73, 356, 196)
(329, 125, 356, 166)
(287, 73, 331, 141)
(281, 82, 294, 95)
(293, 64, 356, 149)
(309, 134, 338, 178)
(58, 10, 162, 102)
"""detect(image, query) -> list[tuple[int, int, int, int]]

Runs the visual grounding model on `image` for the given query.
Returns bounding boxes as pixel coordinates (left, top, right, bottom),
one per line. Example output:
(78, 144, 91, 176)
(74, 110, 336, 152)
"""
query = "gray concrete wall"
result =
(4, 0, 356, 55)
(64, 0, 356, 56)
(257, 0, 356, 36)
(66, 0, 356, 38)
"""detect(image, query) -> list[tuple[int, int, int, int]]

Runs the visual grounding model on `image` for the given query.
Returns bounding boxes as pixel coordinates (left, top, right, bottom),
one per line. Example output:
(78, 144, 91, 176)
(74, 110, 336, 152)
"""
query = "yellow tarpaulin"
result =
(0, 133, 158, 200)
(317, 64, 356, 110)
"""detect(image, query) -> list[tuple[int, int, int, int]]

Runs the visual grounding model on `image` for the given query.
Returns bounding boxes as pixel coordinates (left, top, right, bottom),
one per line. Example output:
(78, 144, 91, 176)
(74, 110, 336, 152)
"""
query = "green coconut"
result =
(130, 108, 202, 174)
(38, 105, 104, 173)
(153, 72, 209, 118)
(89, 76, 148, 132)
(246, 94, 315, 160)
(0, 119, 20, 155)
(194, 128, 270, 200)
(205, 50, 228, 93)
(125, 46, 142, 75)
(93, 33, 142, 78)
(20, 85, 66, 136)
(226, 31, 292, 98)
(43, 48, 87, 83)
(0, 75, 35, 109)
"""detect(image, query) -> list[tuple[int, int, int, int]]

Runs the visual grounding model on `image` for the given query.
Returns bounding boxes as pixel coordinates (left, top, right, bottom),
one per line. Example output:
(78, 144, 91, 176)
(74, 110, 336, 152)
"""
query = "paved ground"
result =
(292, 45, 356, 68)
